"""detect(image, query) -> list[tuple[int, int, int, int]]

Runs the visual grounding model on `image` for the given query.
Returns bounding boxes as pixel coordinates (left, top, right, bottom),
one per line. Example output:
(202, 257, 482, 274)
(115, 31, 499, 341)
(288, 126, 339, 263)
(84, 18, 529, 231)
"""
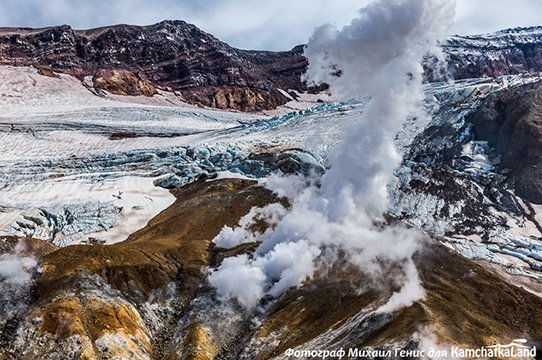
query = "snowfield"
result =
(0, 65, 260, 160)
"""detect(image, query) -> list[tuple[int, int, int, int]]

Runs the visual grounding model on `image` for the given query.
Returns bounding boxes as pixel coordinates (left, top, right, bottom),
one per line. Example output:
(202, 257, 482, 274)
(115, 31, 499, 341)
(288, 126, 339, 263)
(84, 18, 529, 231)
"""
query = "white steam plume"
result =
(213, 203, 288, 249)
(0, 241, 37, 285)
(0, 240, 38, 331)
(209, 0, 454, 310)
(305, 0, 454, 219)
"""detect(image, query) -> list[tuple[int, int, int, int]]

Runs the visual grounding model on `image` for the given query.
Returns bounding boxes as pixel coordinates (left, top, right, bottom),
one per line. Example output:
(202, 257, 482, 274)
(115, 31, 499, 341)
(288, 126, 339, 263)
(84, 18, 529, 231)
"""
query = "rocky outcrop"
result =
(0, 21, 307, 111)
(208, 87, 286, 112)
(240, 243, 542, 358)
(472, 80, 542, 203)
(93, 69, 158, 96)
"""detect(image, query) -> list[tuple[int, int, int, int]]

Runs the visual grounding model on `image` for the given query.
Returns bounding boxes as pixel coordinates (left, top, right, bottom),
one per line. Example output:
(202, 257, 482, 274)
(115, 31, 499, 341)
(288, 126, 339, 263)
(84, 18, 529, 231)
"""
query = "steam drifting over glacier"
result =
(209, 0, 455, 310)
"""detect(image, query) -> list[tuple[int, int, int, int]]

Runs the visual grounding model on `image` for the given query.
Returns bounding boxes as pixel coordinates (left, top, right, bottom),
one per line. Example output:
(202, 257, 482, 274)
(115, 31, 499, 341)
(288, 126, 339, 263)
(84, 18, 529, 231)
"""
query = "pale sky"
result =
(0, 0, 539, 50)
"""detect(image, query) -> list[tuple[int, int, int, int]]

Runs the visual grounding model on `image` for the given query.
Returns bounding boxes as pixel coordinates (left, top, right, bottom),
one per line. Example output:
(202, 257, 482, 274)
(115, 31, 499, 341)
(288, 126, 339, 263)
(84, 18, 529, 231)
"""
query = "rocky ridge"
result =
(443, 27, 542, 80)
(2, 22, 542, 111)
(0, 21, 309, 111)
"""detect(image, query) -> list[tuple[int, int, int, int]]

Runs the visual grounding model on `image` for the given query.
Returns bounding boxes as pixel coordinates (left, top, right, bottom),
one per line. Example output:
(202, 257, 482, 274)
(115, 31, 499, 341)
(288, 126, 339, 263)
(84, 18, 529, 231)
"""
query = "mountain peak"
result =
(153, 19, 190, 28)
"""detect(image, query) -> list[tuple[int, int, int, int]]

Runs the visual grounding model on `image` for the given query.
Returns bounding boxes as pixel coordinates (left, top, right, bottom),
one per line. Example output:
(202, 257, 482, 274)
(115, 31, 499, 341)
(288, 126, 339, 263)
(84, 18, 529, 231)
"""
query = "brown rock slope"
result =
(1, 179, 542, 359)
(1, 179, 280, 359)
(241, 243, 542, 358)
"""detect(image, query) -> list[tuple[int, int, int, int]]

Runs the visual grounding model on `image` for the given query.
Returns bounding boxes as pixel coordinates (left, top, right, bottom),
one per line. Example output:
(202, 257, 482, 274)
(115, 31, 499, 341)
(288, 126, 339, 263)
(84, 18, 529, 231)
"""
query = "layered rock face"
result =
(439, 27, 542, 81)
(0, 21, 307, 111)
